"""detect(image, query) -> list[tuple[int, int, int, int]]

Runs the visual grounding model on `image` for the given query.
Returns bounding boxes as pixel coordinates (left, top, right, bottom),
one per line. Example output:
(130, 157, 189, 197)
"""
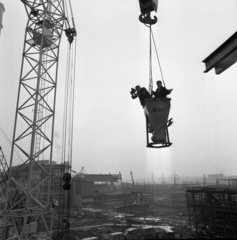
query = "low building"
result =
(94, 192, 131, 207)
(82, 237, 98, 240)
(158, 226, 176, 239)
(81, 208, 105, 219)
(109, 232, 124, 240)
(140, 226, 154, 240)
(125, 228, 139, 240)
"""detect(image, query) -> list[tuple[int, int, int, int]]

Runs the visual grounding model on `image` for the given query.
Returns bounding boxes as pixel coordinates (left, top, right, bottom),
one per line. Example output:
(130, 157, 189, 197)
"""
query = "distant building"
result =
(207, 174, 224, 183)
(0, 2, 5, 36)
(71, 173, 131, 210)
(10, 160, 69, 205)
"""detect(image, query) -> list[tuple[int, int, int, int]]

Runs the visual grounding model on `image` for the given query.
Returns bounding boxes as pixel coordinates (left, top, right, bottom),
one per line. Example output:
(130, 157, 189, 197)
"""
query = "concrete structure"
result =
(217, 178, 237, 188)
(186, 186, 237, 238)
(82, 174, 121, 182)
(131, 191, 152, 203)
(71, 173, 129, 209)
(93, 192, 131, 207)
(0, 3, 4, 36)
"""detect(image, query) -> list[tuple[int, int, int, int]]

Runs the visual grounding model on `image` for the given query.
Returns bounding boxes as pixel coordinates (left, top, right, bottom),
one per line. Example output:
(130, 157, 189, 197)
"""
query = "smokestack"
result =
(0, 2, 5, 36)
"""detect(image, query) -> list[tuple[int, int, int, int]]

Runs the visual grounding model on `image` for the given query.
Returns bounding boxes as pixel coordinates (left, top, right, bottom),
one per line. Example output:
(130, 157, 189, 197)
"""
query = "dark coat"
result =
(152, 86, 172, 98)
(132, 87, 151, 107)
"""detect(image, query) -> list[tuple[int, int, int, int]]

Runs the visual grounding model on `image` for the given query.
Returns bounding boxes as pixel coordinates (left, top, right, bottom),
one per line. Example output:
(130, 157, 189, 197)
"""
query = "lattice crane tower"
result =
(1, 0, 67, 239)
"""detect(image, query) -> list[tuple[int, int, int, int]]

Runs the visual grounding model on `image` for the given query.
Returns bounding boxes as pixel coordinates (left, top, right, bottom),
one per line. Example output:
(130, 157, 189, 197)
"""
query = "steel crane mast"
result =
(1, 0, 66, 239)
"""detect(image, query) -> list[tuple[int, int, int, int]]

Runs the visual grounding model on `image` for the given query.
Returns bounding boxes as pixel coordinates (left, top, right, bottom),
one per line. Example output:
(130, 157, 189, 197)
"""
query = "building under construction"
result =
(186, 180, 237, 239)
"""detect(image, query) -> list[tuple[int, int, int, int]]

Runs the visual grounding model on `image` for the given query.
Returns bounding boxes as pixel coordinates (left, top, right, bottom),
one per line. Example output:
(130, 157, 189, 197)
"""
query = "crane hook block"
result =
(139, 14, 157, 25)
(145, 98, 172, 148)
(138, 0, 158, 25)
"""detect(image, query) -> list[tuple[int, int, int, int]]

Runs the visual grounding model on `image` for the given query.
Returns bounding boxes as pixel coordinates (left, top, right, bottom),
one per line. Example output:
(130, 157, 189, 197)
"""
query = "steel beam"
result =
(203, 31, 237, 75)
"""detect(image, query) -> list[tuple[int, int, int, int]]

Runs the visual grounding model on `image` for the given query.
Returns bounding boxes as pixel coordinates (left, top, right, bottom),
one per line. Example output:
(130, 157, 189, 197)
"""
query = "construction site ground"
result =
(58, 202, 195, 239)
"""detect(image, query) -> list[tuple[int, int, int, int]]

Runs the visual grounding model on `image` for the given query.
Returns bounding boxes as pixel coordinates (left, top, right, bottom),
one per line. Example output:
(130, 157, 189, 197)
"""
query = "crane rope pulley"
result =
(64, 0, 77, 44)
(138, 0, 173, 149)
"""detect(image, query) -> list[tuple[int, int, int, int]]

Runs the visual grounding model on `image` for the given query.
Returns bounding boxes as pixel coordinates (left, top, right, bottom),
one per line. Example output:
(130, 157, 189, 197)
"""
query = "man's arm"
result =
(131, 93, 138, 99)
(166, 88, 173, 95)
(130, 88, 139, 99)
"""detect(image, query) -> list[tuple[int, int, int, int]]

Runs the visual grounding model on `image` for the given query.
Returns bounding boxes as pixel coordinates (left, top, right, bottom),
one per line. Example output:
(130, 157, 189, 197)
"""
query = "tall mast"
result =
(2, 1, 65, 239)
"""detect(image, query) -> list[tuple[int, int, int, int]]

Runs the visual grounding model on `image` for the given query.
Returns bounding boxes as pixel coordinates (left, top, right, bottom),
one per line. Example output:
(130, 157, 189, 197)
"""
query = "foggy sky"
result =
(0, 0, 237, 182)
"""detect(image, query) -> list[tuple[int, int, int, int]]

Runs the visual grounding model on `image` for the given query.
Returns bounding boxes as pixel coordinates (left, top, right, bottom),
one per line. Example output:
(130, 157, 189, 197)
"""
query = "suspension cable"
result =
(56, 1, 77, 237)
(145, 24, 166, 89)
(58, 34, 77, 239)
(149, 25, 153, 94)
(58, 37, 71, 236)
(68, 0, 76, 29)
(144, 0, 166, 89)
(64, 0, 71, 29)
(61, 43, 71, 168)
(68, 37, 77, 168)
(151, 27, 166, 88)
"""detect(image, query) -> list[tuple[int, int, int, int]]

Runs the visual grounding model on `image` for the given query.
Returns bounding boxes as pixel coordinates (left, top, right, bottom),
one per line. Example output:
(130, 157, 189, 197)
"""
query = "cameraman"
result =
(130, 85, 151, 108)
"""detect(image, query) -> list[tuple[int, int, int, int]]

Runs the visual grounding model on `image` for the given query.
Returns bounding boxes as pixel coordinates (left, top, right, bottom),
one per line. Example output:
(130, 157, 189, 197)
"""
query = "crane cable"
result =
(64, 0, 70, 29)
(68, 0, 76, 30)
(57, 38, 77, 240)
(146, 24, 166, 90)
(151, 27, 166, 88)
(62, 0, 77, 182)
(145, 0, 166, 91)
(59, 0, 76, 190)
(57, 1, 77, 236)
(149, 25, 153, 94)
(57, 39, 71, 238)
(63, 0, 77, 172)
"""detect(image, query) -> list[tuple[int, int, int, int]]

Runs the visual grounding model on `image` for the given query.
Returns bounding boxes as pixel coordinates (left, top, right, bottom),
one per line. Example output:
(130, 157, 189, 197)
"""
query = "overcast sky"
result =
(0, 0, 237, 183)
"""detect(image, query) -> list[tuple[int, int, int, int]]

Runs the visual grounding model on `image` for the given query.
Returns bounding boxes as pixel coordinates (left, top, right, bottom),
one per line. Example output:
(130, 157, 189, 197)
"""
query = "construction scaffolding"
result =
(186, 182, 237, 238)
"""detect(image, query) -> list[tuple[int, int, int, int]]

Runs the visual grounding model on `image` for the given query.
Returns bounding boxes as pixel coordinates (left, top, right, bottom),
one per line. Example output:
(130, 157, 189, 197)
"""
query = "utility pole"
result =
(170, 172, 179, 185)
(203, 174, 206, 187)
(149, 171, 155, 202)
(160, 174, 166, 185)
(119, 172, 123, 192)
(130, 171, 135, 190)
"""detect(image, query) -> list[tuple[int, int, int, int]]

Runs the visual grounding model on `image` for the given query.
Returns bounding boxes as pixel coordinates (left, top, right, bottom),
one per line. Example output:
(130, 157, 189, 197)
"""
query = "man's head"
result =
(135, 85, 141, 92)
(156, 81, 162, 87)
